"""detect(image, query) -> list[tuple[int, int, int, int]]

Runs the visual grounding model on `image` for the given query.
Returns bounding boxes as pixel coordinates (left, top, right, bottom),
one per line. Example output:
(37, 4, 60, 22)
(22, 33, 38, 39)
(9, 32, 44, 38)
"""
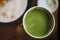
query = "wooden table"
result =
(0, 0, 58, 40)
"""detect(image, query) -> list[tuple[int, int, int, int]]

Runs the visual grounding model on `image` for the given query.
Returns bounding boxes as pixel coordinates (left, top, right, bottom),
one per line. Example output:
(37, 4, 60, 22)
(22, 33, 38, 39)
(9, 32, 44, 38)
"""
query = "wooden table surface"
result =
(0, 0, 58, 40)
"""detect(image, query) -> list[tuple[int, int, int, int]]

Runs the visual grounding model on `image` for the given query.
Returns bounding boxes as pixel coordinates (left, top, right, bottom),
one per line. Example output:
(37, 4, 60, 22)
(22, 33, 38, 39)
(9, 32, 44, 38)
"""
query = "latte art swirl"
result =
(0, 0, 27, 22)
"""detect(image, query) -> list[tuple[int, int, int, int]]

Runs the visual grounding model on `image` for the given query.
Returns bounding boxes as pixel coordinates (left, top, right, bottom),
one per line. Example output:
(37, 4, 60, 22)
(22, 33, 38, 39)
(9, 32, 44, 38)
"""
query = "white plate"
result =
(0, 0, 27, 23)
(37, 0, 58, 13)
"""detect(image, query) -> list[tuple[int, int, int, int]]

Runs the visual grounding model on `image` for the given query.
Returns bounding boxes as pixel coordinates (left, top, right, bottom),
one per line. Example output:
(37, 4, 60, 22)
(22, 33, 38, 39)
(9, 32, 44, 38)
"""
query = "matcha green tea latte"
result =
(23, 6, 55, 39)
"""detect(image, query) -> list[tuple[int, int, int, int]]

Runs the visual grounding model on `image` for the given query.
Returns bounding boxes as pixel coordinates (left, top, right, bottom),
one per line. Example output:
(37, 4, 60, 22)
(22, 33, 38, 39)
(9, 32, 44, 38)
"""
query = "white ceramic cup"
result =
(23, 6, 55, 39)
(0, 0, 27, 23)
(37, 0, 59, 13)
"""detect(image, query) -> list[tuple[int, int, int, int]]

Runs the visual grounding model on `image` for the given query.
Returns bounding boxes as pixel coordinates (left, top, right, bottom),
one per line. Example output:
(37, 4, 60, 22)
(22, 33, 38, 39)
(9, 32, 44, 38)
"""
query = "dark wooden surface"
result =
(0, 0, 58, 40)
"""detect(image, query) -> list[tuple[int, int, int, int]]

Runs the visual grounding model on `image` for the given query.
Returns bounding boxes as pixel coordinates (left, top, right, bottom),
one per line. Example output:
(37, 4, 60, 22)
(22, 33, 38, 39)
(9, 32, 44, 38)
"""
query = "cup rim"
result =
(23, 6, 55, 39)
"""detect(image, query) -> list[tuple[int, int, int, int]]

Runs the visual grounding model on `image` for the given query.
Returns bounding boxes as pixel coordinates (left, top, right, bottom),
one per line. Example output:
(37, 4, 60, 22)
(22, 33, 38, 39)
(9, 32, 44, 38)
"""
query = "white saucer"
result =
(0, 0, 27, 23)
(37, 0, 58, 13)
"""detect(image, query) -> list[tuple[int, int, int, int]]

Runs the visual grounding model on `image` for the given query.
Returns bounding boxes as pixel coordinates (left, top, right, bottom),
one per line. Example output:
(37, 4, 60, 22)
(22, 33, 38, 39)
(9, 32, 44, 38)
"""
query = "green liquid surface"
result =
(25, 7, 53, 37)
